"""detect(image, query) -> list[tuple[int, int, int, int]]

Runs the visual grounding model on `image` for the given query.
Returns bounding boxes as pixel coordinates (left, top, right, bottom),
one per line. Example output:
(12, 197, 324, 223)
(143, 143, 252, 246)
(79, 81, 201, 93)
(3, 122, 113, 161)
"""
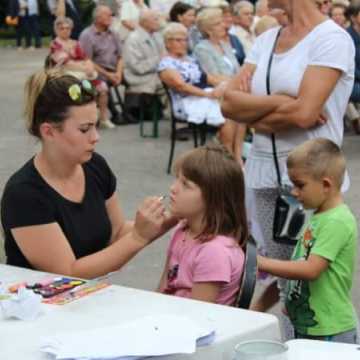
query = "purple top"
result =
(79, 25, 122, 72)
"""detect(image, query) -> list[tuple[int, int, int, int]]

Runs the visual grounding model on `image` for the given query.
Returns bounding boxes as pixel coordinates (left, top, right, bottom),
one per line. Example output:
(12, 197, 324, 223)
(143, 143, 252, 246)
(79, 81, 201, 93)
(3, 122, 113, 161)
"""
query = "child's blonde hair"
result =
(254, 15, 279, 36)
(287, 138, 346, 189)
(174, 144, 248, 247)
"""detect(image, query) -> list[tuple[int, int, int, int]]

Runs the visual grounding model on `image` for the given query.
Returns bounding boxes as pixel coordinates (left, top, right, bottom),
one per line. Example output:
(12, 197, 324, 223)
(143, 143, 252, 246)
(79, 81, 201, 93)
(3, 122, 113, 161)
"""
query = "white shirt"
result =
(149, 0, 177, 15)
(120, 0, 147, 21)
(244, 20, 355, 189)
(27, 0, 39, 15)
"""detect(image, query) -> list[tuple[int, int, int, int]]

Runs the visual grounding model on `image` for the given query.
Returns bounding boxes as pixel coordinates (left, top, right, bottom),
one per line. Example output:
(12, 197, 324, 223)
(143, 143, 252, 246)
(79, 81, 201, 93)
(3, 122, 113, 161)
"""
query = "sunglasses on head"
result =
(68, 79, 96, 103)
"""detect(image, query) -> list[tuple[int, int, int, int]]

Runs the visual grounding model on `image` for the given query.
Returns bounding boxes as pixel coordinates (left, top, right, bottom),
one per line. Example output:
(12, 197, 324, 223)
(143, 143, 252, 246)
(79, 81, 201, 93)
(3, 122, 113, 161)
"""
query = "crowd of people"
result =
(2, 0, 360, 346)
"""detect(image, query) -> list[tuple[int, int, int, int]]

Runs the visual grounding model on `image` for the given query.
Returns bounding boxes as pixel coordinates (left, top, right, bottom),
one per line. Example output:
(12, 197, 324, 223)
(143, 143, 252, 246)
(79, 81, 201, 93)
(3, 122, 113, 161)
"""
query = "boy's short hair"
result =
(287, 138, 346, 188)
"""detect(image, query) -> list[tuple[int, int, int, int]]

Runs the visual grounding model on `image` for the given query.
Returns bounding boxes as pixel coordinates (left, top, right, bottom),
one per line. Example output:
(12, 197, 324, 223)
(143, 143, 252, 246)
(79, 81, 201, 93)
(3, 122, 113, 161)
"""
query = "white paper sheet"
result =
(41, 314, 215, 360)
(0, 287, 42, 321)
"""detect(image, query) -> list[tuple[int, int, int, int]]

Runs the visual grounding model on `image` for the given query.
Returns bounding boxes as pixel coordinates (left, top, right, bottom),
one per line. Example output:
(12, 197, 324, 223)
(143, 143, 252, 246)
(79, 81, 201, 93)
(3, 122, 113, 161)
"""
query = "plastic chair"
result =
(235, 236, 258, 309)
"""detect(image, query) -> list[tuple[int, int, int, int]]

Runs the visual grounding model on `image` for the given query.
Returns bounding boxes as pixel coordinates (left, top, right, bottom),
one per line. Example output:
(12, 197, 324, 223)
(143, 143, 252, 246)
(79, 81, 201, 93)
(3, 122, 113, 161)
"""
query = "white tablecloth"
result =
(0, 264, 281, 360)
(287, 339, 360, 359)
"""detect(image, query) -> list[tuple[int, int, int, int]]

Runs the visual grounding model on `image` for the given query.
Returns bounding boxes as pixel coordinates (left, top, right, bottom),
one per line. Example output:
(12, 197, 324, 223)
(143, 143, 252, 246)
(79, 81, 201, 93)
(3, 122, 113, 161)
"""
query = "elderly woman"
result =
(49, 17, 112, 129)
(158, 22, 240, 160)
(222, 0, 355, 339)
(221, 2, 246, 66)
(231, 0, 255, 56)
(193, 7, 245, 159)
(194, 7, 240, 81)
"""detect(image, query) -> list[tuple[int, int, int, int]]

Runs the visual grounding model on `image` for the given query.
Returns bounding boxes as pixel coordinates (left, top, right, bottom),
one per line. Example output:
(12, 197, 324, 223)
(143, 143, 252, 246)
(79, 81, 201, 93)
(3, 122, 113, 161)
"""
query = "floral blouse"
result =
(158, 56, 209, 119)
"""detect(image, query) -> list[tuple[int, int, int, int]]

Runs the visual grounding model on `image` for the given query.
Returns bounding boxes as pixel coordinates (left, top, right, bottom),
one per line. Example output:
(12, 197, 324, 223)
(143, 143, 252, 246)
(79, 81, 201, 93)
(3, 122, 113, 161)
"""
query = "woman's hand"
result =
(234, 64, 256, 93)
(133, 197, 167, 246)
(210, 82, 228, 99)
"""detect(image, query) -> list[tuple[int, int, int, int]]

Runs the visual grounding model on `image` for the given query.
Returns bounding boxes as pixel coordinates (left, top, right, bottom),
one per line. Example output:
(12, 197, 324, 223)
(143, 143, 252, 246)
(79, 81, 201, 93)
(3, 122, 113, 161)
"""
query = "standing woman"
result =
(221, 0, 355, 336)
(1, 69, 174, 279)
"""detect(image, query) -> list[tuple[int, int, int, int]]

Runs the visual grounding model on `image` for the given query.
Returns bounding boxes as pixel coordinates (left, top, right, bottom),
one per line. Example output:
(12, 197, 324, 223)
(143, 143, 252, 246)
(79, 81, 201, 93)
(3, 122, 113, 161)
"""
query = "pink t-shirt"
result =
(163, 225, 245, 305)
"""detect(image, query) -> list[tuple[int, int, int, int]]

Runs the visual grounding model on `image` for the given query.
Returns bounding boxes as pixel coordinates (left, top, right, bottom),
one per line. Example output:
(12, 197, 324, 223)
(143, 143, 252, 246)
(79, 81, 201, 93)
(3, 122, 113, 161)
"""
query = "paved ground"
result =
(0, 48, 359, 322)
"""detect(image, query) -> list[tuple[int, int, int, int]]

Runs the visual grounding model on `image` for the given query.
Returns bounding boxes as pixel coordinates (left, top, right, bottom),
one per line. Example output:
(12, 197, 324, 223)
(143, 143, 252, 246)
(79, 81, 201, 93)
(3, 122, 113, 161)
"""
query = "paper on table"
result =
(0, 287, 42, 321)
(41, 314, 215, 359)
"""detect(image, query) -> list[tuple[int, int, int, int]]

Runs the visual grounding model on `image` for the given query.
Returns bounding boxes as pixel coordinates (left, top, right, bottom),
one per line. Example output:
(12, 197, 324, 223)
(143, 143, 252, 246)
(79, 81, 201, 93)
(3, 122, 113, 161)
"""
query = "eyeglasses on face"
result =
(168, 38, 188, 42)
(58, 26, 72, 31)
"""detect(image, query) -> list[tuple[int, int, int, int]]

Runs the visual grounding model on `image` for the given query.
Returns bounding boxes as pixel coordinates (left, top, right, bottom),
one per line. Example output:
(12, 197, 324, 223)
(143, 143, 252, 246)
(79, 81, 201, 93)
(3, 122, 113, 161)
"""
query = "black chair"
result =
(107, 83, 130, 124)
(235, 236, 258, 309)
(164, 84, 217, 174)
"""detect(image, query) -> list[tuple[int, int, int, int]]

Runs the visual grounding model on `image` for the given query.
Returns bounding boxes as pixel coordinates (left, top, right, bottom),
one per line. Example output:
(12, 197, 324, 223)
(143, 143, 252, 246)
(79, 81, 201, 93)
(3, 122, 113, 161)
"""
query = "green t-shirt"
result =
(285, 204, 358, 336)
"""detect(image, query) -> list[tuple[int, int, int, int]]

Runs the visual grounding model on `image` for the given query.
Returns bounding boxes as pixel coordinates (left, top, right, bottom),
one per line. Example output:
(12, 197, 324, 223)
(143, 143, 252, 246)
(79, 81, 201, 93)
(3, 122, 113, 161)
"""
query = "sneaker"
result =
(99, 119, 115, 129)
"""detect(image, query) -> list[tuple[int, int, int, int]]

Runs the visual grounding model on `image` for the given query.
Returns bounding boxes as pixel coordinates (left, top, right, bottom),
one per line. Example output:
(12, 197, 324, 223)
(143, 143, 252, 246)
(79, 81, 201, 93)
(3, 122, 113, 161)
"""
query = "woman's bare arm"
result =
(160, 69, 214, 98)
(11, 196, 167, 279)
(252, 66, 342, 133)
(55, 0, 65, 17)
(221, 90, 292, 124)
(221, 63, 290, 123)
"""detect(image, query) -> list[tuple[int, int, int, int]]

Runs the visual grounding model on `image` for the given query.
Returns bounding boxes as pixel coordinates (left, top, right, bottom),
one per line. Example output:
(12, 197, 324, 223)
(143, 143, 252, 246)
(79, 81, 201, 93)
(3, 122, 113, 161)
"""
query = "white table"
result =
(287, 339, 360, 359)
(0, 264, 281, 360)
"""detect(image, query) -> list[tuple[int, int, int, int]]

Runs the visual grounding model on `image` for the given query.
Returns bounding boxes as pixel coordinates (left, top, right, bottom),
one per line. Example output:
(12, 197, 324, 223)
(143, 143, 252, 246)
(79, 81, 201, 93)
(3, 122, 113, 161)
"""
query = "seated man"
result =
(123, 9, 169, 121)
(79, 5, 125, 127)
(123, 9, 164, 96)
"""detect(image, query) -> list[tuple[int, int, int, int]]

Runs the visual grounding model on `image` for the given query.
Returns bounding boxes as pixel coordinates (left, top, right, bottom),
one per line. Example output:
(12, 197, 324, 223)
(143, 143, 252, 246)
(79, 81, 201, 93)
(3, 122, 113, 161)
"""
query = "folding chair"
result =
(235, 236, 258, 309)
(108, 83, 128, 123)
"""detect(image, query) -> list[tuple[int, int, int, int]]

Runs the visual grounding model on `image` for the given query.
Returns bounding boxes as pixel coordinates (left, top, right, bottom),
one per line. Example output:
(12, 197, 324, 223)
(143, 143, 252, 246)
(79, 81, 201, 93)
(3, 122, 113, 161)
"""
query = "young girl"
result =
(158, 145, 248, 305)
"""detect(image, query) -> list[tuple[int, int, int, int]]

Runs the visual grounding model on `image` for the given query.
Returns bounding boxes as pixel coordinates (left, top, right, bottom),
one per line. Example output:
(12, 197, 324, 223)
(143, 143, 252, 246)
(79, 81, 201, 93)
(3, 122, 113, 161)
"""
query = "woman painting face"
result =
(49, 102, 99, 164)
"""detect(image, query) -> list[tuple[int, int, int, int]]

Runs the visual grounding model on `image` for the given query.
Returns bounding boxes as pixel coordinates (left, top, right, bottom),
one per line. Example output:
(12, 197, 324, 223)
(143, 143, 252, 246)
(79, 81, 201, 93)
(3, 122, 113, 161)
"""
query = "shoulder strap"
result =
(266, 28, 283, 187)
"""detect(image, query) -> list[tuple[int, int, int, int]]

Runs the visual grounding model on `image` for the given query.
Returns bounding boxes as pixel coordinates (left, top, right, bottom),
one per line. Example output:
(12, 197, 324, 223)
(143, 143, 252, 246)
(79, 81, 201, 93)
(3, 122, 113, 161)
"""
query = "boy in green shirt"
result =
(258, 138, 358, 344)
